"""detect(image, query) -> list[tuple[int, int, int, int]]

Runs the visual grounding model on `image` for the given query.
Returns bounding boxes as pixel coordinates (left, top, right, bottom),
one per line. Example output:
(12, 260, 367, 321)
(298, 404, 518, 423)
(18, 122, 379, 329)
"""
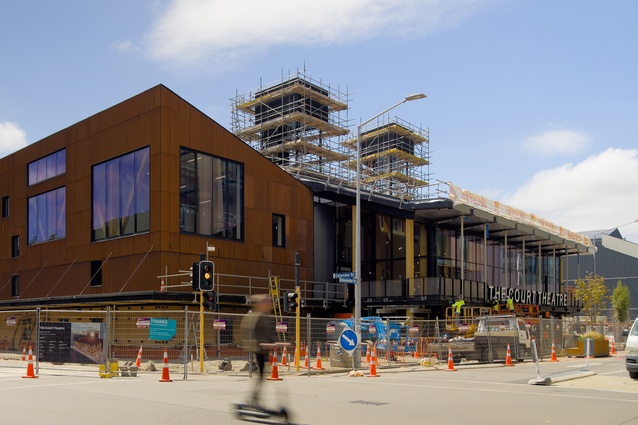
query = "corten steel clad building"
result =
(0, 81, 592, 319)
(0, 85, 315, 311)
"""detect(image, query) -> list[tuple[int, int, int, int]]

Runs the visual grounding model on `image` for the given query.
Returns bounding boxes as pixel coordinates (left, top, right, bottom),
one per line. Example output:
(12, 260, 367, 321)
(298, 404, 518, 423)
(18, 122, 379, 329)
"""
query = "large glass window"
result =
(180, 148, 243, 240)
(92, 147, 150, 241)
(28, 149, 66, 186)
(27, 187, 66, 244)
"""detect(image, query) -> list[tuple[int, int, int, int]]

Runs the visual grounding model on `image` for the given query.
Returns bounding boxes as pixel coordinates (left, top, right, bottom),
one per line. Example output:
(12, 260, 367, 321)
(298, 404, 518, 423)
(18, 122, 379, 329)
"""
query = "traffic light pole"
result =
(199, 290, 204, 373)
(295, 286, 301, 372)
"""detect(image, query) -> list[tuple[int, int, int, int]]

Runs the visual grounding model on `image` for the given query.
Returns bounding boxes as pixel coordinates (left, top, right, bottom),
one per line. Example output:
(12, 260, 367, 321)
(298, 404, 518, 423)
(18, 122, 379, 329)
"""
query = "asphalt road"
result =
(1, 354, 636, 425)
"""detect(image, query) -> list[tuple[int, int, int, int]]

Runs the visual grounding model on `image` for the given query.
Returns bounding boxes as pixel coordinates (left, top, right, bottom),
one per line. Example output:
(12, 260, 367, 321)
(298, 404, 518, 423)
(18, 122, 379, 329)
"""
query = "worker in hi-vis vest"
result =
(452, 296, 465, 325)
(491, 297, 499, 314)
(506, 296, 514, 313)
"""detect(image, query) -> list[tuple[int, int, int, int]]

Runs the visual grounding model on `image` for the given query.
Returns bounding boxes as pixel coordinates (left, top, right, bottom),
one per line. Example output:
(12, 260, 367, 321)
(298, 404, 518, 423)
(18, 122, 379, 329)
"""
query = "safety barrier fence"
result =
(0, 308, 630, 377)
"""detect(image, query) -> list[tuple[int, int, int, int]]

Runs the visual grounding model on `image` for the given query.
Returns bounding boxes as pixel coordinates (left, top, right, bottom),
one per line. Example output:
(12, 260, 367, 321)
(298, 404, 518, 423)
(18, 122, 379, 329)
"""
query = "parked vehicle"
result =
(622, 319, 638, 379)
(474, 315, 532, 362)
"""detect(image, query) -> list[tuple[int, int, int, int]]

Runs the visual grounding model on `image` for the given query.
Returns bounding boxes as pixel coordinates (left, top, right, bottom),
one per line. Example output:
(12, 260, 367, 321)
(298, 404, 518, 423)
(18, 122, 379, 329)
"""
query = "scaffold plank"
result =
(235, 110, 349, 139)
(236, 80, 348, 114)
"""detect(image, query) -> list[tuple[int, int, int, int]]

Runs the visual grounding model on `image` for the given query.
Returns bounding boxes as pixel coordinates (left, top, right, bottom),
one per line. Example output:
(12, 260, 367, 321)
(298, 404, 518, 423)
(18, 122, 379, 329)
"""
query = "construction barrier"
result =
(367, 345, 380, 377)
(550, 342, 559, 362)
(504, 344, 514, 366)
(135, 344, 143, 368)
(445, 347, 456, 372)
(159, 349, 172, 382)
(22, 346, 38, 379)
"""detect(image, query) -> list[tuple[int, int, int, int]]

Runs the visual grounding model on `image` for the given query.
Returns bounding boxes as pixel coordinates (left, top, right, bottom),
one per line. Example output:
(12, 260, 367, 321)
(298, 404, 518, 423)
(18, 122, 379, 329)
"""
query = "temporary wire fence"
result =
(0, 308, 631, 377)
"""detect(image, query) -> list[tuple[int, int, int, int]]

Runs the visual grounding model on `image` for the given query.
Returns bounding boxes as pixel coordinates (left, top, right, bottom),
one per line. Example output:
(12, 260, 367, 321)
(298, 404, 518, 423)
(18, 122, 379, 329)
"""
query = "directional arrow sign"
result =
(338, 327, 359, 355)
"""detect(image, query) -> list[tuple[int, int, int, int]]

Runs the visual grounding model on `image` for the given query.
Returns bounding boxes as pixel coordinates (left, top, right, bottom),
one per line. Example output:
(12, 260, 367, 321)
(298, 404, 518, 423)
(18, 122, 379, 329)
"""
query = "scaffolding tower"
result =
(231, 70, 352, 184)
(231, 70, 431, 200)
(343, 116, 430, 200)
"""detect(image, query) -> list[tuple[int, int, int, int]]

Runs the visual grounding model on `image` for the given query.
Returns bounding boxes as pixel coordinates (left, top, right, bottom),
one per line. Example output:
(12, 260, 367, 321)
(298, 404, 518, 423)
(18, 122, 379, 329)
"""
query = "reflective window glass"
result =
(92, 147, 150, 241)
(179, 147, 243, 241)
(28, 149, 66, 186)
(27, 187, 66, 245)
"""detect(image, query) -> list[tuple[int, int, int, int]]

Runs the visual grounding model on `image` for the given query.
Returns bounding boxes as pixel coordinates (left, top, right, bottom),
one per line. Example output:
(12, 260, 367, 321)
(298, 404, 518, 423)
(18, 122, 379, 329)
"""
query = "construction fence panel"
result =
(0, 309, 635, 375)
(0, 309, 39, 355)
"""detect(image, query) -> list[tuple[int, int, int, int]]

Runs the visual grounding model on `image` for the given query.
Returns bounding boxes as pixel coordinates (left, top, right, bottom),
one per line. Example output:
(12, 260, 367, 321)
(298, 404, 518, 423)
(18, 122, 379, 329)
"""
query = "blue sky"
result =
(2, 0, 638, 243)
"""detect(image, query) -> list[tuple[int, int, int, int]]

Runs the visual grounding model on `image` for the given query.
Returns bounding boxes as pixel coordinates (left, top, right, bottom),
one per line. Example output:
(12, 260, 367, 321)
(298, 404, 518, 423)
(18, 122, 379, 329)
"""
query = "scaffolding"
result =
(231, 70, 431, 200)
(231, 70, 352, 184)
(343, 116, 431, 200)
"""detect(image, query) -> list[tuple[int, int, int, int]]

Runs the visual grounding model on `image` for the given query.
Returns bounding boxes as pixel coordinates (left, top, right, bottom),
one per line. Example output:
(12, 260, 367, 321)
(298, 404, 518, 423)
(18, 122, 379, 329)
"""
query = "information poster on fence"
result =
(149, 318, 177, 341)
(38, 322, 105, 364)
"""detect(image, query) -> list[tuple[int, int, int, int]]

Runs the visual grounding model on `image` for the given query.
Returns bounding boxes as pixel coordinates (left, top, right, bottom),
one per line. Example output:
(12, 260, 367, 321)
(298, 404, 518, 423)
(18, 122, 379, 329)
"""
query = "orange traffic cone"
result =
(313, 343, 325, 370)
(367, 345, 380, 377)
(135, 344, 143, 368)
(445, 346, 456, 371)
(281, 346, 288, 366)
(267, 360, 283, 381)
(21, 346, 26, 361)
(159, 348, 172, 382)
(550, 342, 559, 362)
(160, 279, 166, 292)
(413, 344, 420, 360)
(22, 346, 38, 379)
(364, 344, 371, 363)
(610, 338, 617, 355)
(504, 343, 514, 366)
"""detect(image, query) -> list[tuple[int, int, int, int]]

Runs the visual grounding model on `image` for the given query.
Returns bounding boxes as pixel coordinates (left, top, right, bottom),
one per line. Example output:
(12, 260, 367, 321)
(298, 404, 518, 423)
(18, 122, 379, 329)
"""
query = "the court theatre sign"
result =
(487, 285, 568, 307)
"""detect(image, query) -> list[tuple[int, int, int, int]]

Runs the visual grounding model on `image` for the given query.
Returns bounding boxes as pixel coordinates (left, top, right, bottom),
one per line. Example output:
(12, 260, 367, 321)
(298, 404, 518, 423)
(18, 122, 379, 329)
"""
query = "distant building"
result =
(566, 229, 638, 320)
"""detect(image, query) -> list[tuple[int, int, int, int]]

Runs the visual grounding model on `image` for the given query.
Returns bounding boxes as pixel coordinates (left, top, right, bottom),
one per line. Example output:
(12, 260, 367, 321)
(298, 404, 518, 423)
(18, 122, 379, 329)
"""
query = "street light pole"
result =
(354, 93, 426, 334)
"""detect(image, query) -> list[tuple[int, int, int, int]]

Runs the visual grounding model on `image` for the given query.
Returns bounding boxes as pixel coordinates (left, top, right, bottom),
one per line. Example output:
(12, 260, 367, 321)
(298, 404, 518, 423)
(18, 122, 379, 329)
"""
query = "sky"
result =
(1, 0, 638, 243)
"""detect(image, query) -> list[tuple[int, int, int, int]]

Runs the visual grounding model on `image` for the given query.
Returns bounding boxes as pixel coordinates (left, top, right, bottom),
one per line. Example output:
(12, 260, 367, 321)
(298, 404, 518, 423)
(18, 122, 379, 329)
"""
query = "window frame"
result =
(11, 235, 19, 258)
(11, 275, 19, 298)
(1, 196, 8, 218)
(272, 213, 286, 247)
(179, 147, 244, 241)
(27, 149, 66, 186)
(91, 146, 150, 242)
(27, 186, 66, 245)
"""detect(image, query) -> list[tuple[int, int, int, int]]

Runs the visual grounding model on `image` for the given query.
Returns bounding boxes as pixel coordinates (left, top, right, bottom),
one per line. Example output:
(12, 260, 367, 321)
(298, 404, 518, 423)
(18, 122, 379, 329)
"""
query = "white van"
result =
(622, 318, 638, 379)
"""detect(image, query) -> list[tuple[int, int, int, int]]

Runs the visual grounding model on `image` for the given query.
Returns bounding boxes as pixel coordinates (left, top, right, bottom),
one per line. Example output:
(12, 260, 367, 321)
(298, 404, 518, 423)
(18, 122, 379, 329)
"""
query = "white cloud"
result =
(0, 122, 28, 159)
(111, 39, 139, 54)
(501, 148, 638, 243)
(521, 128, 591, 157)
(142, 0, 490, 69)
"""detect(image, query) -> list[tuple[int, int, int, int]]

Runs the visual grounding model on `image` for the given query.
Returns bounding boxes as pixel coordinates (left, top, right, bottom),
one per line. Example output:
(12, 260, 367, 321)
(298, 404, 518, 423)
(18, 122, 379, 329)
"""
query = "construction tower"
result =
(231, 70, 351, 183)
(232, 69, 431, 201)
(343, 116, 430, 200)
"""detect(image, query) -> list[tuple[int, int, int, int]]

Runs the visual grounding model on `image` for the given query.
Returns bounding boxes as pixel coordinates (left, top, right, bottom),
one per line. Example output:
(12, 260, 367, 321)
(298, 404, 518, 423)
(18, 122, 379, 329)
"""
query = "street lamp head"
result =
(405, 93, 426, 102)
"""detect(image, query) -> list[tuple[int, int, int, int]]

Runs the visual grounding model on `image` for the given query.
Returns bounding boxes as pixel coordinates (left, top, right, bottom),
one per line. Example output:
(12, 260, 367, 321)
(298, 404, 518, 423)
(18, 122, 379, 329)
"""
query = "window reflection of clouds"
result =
(92, 147, 150, 241)
(27, 187, 66, 245)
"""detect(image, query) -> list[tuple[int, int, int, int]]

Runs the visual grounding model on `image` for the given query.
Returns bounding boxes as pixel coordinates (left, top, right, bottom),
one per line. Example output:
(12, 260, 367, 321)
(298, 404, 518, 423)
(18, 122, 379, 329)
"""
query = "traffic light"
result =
(191, 262, 199, 291)
(198, 261, 214, 291)
(202, 290, 216, 311)
(285, 291, 299, 313)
